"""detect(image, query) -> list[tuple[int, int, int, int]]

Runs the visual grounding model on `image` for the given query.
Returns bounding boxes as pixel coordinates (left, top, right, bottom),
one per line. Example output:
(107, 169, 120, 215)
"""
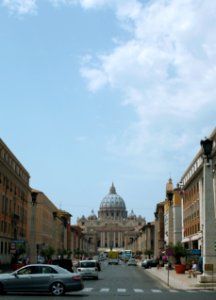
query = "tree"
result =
(41, 246, 55, 261)
(168, 242, 187, 264)
(57, 248, 72, 259)
(144, 249, 153, 259)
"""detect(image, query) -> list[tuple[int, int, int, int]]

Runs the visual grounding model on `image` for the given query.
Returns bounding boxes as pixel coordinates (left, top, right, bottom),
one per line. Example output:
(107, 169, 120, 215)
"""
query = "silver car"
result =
(0, 264, 84, 296)
(76, 260, 99, 279)
(127, 258, 137, 266)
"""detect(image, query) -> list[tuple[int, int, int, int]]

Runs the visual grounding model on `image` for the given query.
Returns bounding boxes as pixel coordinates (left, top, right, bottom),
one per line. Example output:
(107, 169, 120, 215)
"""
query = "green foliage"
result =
(144, 249, 153, 258)
(41, 246, 55, 259)
(16, 243, 26, 256)
(57, 248, 72, 259)
(168, 242, 187, 264)
(11, 243, 26, 263)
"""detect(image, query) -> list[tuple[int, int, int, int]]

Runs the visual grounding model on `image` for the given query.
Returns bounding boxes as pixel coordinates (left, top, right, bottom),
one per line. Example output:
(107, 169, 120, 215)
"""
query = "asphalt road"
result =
(1, 261, 216, 299)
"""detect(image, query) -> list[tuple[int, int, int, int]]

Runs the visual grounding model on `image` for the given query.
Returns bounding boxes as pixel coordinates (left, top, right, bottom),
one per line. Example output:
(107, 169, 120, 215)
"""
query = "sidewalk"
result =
(144, 266, 216, 290)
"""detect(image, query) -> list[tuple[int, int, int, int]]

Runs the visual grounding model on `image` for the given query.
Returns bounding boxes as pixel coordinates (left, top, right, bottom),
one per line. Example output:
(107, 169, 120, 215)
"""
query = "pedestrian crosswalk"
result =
(77, 287, 214, 294)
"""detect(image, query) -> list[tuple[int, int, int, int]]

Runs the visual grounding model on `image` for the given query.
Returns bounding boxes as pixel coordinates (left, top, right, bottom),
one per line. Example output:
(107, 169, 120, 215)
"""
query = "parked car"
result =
(76, 260, 99, 279)
(52, 259, 73, 272)
(108, 258, 119, 265)
(0, 264, 84, 296)
(141, 259, 158, 268)
(127, 258, 137, 266)
(37, 255, 45, 264)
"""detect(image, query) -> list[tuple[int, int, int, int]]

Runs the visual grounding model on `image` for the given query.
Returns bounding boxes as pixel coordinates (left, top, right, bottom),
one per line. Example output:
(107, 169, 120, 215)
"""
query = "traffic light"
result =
(214, 240, 216, 251)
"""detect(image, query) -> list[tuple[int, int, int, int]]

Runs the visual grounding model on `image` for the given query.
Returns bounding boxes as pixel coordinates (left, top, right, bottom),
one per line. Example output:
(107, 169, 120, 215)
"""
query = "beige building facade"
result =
(154, 202, 164, 258)
(0, 139, 31, 264)
(27, 190, 72, 263)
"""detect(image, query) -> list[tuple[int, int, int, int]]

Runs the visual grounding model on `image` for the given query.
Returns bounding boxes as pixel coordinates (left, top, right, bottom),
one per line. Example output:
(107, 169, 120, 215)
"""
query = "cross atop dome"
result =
(109, 182, 117, 194)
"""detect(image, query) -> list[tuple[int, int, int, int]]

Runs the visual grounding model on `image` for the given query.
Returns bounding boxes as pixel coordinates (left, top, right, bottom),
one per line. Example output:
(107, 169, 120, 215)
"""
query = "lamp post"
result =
(166, 178, 173, 287)
(30, 191, 38, 263)
(199, 137, 216, 284)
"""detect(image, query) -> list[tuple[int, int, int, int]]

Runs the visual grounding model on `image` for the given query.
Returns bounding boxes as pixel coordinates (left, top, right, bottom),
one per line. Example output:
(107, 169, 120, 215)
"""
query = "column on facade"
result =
(104, 232, 106, 248)
(107, 232, 110, 248)
(180, 190, 184, 243)
(104, 231, 107, 248)
(118, 232, 121, 248)
(168, 203, 173, 244)
(200, 160, 216, 283)
(102, 231, 105, 248)
(100, 232, 103, 248)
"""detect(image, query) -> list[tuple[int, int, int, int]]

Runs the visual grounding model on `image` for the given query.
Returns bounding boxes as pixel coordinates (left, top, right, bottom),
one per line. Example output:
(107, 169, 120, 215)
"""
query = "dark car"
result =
(141, 259, 158, 268)
(52, 259, 73, 272)
(0, 264, 84, 296)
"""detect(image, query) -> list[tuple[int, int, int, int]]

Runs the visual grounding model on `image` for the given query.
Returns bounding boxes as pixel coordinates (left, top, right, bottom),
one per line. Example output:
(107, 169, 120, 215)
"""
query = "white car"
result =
(76, 260, 99, 279)
(127, 258, 137, 266)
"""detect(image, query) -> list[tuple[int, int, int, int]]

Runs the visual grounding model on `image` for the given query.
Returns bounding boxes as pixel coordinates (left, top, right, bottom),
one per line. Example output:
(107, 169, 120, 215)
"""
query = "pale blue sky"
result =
(1, 0, 215, 224)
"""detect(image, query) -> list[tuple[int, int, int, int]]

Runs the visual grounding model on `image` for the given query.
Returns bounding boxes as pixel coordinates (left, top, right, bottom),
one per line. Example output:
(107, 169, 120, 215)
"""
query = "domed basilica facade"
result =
(77, 183, 146, 254)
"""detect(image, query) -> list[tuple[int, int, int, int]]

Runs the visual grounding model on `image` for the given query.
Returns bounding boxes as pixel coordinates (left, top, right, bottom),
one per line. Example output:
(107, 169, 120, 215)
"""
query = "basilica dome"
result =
(99, 183, 127, 219)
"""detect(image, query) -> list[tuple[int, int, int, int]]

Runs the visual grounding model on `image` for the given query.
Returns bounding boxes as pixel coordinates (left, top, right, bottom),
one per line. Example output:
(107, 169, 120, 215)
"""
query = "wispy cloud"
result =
(2, 0, 37, 15)
(80, 0, 216, 158)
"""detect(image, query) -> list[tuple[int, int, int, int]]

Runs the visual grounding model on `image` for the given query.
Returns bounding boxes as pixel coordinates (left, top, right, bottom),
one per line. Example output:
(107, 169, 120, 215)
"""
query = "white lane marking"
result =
(152, 289, 162, 293)
(82, 287, 93, 292)
(100, 288, 109, 292)
(134, 289, 144, 293)
(117, 288, 126, 292)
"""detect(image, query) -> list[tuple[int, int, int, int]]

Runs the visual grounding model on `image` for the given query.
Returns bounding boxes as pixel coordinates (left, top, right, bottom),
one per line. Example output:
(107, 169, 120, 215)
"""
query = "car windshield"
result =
(80, 261, 96, 268)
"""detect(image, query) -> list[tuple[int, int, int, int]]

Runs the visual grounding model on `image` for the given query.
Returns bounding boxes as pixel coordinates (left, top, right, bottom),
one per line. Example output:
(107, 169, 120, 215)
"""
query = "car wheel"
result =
(50, 282, 65, 296)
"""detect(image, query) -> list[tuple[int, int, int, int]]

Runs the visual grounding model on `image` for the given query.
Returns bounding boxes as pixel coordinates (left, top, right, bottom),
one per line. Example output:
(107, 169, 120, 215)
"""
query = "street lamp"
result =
(154, 211, 158, 220)
(200, 138, 213, 163)
(199, 137, 216, 284)
(166, 178, 174, 203)
(31, 192, 38, 206)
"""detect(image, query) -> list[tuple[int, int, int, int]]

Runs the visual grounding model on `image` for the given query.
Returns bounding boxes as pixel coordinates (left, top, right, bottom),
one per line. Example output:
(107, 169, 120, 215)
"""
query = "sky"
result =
(0, 0, 215, 224)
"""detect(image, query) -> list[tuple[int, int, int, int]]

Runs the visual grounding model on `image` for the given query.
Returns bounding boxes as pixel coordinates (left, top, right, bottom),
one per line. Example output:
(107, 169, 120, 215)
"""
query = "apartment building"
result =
(181, 128, 216, 253)
(0, 139, 31, 263)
